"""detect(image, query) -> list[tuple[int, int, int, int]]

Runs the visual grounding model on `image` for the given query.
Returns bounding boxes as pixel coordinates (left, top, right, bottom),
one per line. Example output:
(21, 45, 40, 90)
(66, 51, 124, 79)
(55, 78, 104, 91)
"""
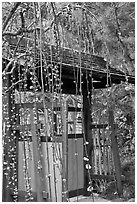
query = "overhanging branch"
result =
(2, 2, 21, 32)
(2, 28, 36, 37)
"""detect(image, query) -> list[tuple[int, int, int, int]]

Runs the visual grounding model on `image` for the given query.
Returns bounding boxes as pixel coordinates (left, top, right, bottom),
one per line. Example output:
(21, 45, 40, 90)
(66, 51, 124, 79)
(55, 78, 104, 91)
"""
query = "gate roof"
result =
(2, 37, 135, 94)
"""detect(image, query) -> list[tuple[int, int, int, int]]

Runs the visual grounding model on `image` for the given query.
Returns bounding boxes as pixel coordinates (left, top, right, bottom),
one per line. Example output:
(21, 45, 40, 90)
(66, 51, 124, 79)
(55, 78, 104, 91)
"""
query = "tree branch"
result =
(2, 2, 21, 32)
(2, 27, 37, 37)
(2, 60, 17, 76)
(2, 53, 28, 76)
(113, 3, 134, 72)
(84, 10, 94, 54)
(51, 2, 61, 47)
(20, 10, 25, 29)
(3, 79, 24, 94)
(13, 35, 24, 56)
(3, 21, 55, 37)
(2, 59, 14, 74)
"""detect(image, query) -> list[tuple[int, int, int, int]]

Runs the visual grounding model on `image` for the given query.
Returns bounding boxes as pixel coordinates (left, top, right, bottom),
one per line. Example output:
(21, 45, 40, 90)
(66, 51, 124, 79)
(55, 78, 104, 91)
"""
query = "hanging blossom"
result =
(85, 164, 92, 169)
(83, 157, 89, 161)
(87, 185, 93, 192)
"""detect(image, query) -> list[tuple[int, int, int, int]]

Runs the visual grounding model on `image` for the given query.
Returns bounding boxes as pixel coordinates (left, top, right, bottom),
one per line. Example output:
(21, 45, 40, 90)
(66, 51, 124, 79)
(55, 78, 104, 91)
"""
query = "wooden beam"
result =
(68, 107, 82, 112)
(15, 102, 61, 110)
(90, 124, 108, 129)
(68, 134, 83, 139)
(90, 174, 115, 181)
(15, 103, 81, 112)
(12, 123, 41, 131)
(90, 173, 125, 182)
(109, 109, 123, 196)
(18, 134, 83, 142)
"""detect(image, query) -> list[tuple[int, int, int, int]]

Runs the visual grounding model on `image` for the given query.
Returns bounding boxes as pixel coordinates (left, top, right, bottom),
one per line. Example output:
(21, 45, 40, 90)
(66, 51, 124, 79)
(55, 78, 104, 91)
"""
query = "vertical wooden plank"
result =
(53, 142, 62, 202)
(83, 92, 93, 193)
(61, 100, 68, 201)
(54, 113, 57, 134)
(18, 141, 36, 194)
(41, 142, 62, 202)
(98, 112, 102, 175)
(109, 109, 122, 196)
(30, 109, 47, 202)
(93, 130, 97, 174)
(97, 129, 102, 175)
(68, 138, 84, 191)
(102, 129, 107, 175)
(108, 144, 111, 174)
(106, 134, 109, 174)
(83, 92, 93, 164)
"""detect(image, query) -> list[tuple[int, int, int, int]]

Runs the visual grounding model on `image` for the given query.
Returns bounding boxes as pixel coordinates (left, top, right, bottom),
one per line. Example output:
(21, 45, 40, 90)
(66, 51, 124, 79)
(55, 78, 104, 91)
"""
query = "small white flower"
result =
(84, 141, 89, 145)
(85, 164, 91, 169)
(83, 157, 89, 161)
(87, 186, 93, 192)
(106, 126, 109, 130)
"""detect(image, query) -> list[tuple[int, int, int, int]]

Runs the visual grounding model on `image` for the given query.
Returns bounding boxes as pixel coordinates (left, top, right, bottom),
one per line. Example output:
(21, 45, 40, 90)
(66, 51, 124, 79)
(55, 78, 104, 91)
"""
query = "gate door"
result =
(90, 109, 115, 193)
(16, 103, 62, 202)
(15, 102, 85, 201)
(67, 106, 84, 198)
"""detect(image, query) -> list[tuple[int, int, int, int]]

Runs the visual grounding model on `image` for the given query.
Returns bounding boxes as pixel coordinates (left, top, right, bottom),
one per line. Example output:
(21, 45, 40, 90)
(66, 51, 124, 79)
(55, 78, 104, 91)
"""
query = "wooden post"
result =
(61, 100, 68, 201)
(2, 75, 13, 201)
(2, 73, 18, 201)
(109, 109, 123, 196)
(83, 92, 93, 194)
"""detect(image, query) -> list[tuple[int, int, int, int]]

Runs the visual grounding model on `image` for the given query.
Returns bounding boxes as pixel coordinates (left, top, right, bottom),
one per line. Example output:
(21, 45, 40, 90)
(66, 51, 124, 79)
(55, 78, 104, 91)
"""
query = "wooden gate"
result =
(90, 122, 115, 193)
(9, 94, 122, 201)
(89, 108, 122, 195)
(83, 92, 122, 196)
(15, 103, 62, 202)
(14, 100, 84, 201)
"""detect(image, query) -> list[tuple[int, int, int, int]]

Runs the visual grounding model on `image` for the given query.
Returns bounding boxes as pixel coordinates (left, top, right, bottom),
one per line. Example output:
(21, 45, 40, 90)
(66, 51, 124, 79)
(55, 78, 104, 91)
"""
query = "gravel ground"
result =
(69, 193, 111, 202)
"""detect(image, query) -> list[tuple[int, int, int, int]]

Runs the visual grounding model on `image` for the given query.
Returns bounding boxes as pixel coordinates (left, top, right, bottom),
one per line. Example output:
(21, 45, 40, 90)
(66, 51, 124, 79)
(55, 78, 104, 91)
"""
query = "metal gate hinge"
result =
(42, 191, 48, 199)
